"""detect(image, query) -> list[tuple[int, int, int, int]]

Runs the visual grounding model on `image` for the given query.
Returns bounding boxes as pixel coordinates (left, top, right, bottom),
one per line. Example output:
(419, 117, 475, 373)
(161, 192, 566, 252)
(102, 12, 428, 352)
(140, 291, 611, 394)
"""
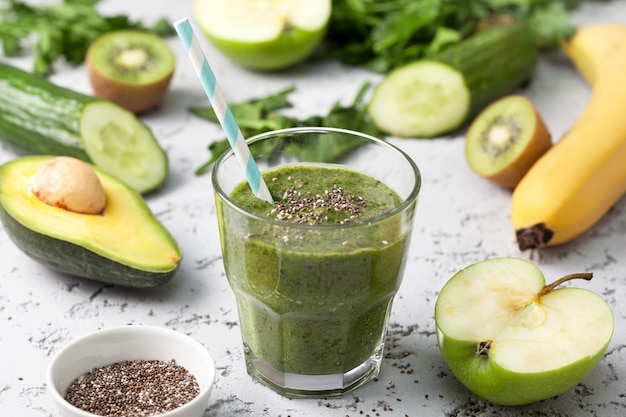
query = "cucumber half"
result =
(0, 62, 168, 194)
(367, 24, 538, 139)
(368, 61, 470, 138)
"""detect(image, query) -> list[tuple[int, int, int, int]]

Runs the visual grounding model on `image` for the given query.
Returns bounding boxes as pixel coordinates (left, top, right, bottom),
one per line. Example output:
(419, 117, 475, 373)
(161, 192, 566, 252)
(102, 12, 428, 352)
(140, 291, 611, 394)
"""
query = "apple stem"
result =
(538, 272, 593, 297)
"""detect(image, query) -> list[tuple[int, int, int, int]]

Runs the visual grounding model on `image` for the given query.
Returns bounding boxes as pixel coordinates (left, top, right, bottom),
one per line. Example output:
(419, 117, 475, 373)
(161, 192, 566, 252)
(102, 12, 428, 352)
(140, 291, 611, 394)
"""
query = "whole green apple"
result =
(435, 257, 613, 406)
(194, 0, 331, 71)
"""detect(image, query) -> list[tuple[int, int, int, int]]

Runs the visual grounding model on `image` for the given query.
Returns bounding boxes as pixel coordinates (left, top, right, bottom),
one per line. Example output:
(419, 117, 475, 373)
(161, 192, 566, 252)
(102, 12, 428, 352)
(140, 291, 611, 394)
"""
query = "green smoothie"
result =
(218, 164, 409, 376)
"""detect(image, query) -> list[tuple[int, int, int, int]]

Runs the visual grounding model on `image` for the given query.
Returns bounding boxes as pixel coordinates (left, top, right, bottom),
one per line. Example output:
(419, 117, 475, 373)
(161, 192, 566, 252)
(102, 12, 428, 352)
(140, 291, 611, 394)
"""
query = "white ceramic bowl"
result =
(46, 325, 216, 417)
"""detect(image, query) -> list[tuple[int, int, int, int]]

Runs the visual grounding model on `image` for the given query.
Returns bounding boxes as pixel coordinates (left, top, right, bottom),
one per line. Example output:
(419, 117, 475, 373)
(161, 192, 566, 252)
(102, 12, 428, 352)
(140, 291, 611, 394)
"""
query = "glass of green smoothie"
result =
(212, 127, 420, 397)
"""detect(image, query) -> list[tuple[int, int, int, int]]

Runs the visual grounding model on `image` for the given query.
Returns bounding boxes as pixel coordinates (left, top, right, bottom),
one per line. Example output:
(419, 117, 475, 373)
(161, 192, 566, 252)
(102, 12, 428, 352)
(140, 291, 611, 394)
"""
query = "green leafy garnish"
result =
(0, 0, 175, 76)
(322, 0, 582, 73)
(190, 83, 382, 175)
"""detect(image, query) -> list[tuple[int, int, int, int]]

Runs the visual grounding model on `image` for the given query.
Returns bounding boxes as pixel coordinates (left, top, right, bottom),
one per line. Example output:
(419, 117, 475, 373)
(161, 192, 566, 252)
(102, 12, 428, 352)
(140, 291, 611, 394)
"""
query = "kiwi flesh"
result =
(465, 95, 552, 189)
(86, 30, 176, 114)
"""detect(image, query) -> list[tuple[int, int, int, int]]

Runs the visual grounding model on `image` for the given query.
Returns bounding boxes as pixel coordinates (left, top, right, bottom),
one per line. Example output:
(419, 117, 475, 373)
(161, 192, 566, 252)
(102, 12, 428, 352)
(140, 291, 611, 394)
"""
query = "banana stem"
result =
(538, 272, 593, 297)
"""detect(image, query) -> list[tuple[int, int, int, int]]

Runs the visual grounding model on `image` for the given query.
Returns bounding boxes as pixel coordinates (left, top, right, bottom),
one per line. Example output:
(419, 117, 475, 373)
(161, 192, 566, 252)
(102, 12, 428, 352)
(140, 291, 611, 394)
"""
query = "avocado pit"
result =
(28, 156, 106, 214)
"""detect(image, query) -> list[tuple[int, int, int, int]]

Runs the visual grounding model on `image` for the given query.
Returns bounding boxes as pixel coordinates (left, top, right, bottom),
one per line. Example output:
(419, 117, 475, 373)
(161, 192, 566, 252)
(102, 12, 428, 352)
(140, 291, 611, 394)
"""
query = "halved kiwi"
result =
(86, 30, 176, 114)
(465, 95, 552, 189)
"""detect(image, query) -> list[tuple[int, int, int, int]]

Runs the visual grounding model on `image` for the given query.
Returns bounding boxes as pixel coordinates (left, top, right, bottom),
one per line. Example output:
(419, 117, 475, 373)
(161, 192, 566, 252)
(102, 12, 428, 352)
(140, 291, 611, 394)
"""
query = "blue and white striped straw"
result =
(174, 18, 274, 204)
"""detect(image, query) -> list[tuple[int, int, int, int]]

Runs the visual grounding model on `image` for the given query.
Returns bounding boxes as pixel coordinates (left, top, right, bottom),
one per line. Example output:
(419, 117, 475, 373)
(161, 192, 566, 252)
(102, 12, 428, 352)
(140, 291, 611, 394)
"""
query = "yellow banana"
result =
(512, 24, 626, 250)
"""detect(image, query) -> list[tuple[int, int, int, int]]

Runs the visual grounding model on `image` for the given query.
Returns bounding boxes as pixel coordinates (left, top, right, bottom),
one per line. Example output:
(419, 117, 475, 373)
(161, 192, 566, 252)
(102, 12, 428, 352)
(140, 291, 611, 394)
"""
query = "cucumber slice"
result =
(81, 101, 168, 194)
(367, 61, 470, 138)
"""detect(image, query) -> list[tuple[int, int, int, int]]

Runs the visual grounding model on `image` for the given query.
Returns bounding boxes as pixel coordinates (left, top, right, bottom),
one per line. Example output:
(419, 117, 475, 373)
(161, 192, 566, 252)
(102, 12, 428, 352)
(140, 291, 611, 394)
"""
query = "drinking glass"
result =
(213, 127, 420, 397)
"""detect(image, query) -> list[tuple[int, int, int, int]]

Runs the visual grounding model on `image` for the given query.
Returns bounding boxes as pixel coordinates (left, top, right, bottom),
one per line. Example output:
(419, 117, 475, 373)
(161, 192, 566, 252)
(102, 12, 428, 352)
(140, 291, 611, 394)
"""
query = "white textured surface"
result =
(2, 1, 626, 416)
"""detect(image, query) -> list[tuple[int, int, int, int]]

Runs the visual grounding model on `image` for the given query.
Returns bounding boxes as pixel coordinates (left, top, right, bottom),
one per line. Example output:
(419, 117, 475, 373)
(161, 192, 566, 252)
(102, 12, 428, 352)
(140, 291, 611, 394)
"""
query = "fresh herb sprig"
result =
(0, 0, 174, 76)
(190, 83, 382, 175)
(322, 0, 583, 73)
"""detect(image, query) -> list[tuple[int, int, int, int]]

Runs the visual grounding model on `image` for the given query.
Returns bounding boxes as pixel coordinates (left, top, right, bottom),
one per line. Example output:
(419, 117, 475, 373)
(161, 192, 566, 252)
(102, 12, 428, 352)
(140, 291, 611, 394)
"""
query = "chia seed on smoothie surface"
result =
(229, 165, 403, 250)
(232, 165, 400, 225)
(270, 180, 367, 225)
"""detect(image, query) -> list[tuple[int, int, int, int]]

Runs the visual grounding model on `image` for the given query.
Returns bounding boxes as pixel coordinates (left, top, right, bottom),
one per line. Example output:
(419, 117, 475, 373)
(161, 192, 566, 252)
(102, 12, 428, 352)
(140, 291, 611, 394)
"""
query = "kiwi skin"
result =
(465, 95, 552, 189)
(85, 30, 175, 114)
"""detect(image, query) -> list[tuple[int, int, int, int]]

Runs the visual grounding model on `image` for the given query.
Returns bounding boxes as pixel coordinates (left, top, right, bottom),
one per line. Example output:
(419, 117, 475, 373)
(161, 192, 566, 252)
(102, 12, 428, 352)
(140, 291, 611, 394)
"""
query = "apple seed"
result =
(476, 340, 492, 357)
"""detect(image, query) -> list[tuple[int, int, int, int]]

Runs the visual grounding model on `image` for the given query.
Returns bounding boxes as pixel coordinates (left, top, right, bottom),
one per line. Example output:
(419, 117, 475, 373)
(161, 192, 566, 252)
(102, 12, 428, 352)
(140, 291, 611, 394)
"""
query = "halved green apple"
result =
(435, 257, 613, 406)
(193, 0, 331, 71)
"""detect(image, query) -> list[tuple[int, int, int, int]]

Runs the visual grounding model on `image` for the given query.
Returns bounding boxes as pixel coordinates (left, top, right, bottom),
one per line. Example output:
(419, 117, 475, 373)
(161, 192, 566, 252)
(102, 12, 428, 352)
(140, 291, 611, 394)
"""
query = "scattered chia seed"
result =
(64, 359, 200, 417)
(269, 182, 367, 225)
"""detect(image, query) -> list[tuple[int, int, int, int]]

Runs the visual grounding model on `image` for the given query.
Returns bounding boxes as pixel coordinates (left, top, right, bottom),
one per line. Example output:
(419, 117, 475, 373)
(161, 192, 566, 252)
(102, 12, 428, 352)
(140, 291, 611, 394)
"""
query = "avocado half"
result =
(0, 155, 182, 287)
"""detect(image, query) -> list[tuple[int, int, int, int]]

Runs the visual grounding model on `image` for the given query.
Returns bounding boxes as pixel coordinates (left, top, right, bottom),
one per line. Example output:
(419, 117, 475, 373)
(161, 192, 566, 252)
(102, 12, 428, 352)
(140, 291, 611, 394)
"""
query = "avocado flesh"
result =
(0, 156, 181, 287)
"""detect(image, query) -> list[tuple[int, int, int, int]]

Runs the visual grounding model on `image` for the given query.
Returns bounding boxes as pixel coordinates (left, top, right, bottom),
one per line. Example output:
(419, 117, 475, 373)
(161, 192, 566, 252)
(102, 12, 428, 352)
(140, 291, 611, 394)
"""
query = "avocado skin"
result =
(0, 204, 180, 288)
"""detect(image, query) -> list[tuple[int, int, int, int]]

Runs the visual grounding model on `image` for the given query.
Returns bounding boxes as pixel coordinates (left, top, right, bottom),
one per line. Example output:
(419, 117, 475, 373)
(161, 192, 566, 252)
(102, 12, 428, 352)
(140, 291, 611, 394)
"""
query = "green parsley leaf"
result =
(0, 0, 175, 76)
(190, 83, 383, 175)
(321, 0, 584, 73)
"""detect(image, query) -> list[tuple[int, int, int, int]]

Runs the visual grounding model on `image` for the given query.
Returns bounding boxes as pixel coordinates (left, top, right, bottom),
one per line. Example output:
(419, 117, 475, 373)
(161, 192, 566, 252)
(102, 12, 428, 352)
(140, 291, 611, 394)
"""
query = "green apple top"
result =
(194, 0, 331, 71)
(434, 257, 614, 406)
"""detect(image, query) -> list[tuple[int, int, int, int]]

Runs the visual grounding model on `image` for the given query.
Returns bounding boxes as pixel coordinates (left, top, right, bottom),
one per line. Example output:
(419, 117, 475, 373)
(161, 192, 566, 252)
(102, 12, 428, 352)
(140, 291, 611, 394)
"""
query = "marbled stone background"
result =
(2, 1, 626, 416)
